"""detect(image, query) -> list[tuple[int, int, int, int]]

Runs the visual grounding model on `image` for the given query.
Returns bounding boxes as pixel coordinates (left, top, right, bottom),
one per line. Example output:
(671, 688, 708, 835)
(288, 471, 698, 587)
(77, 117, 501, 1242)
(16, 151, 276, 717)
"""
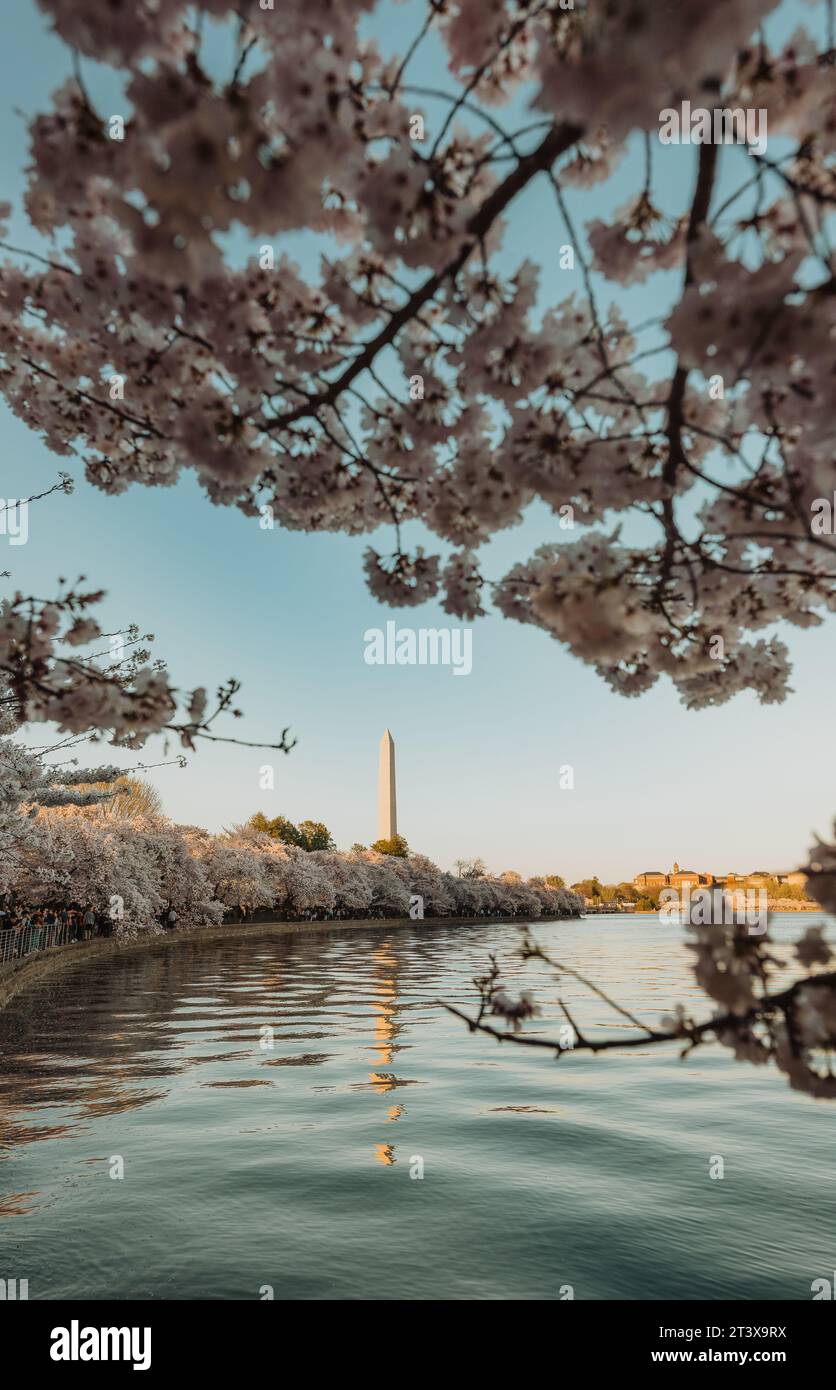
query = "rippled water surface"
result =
(1, 914, 834, 1300)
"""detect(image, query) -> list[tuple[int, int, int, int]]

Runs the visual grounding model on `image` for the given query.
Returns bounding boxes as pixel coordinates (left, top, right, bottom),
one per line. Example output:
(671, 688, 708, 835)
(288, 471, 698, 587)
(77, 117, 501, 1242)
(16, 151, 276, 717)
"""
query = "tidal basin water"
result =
(1, 913, 834, 1301)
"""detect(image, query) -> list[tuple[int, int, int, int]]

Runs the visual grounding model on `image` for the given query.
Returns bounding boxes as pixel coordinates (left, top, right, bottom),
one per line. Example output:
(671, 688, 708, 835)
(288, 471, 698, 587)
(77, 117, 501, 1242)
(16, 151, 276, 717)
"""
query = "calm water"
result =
(1, 913, 834, 1301)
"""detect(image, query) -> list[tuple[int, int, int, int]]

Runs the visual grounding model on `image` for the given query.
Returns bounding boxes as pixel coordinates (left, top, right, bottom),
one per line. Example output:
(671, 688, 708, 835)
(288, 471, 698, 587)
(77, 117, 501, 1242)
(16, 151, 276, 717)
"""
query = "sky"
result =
(1, 0, 833, 883)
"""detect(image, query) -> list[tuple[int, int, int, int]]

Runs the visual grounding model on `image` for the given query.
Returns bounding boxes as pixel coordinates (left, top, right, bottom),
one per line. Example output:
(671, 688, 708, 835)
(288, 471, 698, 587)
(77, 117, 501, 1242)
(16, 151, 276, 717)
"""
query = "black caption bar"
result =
(0, 1299, 828, 1377)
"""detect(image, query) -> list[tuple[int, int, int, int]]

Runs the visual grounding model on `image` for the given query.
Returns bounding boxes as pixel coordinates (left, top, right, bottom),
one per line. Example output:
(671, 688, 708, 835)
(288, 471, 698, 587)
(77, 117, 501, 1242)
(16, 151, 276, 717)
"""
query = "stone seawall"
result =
(0, 912, 579, 1011)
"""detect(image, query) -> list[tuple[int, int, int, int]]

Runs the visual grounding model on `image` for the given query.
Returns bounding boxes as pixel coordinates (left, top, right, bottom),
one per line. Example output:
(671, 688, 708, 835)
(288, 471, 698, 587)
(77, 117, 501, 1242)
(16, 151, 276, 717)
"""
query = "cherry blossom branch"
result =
(1, 587, 295, 754)
(262, 121, 583, 431)
(441, 976, 816, 1056)
(2, 0, 833, 714)
(0, 475, 73, 509)
(443, 909, 836, 1098)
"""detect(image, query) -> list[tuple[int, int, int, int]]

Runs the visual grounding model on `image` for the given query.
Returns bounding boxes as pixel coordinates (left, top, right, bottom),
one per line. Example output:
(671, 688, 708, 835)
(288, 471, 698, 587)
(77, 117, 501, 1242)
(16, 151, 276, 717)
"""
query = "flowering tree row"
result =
(1, 802, 583, 931)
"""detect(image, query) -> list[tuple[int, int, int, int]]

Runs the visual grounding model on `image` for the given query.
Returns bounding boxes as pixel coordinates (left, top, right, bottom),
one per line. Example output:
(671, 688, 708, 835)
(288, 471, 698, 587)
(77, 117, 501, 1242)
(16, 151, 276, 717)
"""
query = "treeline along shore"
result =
(1, 806, 584, 944)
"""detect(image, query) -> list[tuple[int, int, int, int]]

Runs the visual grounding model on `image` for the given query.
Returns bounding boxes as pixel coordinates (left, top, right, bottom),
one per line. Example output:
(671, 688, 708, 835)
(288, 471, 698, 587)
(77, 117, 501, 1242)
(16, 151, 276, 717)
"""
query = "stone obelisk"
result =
(377, 729, 397, 841)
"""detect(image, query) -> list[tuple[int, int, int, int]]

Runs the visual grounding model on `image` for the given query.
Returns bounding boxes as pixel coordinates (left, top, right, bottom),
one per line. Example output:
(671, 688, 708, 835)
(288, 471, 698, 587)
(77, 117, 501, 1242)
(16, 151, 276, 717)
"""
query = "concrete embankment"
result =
(0, 912, 578, 1011)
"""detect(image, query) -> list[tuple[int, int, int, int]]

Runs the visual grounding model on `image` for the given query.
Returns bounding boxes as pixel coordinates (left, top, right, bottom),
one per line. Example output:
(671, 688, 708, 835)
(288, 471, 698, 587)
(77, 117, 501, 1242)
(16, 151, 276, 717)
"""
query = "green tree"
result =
(248, 813, 302, 847)
(544, 874, 565, 889)
(297, 820, 336, 851)
(371, 834, 410, 858)
(248, 814, 335, 851)
(571, 878, 603, 901)
(615, 882, 640, 902)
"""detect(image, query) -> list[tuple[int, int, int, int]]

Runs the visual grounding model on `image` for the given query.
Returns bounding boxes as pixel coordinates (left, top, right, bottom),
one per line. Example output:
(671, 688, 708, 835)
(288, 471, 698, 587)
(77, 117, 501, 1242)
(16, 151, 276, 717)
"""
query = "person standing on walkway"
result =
(14, 912, 29, 959)
(30, 912, 45, 951)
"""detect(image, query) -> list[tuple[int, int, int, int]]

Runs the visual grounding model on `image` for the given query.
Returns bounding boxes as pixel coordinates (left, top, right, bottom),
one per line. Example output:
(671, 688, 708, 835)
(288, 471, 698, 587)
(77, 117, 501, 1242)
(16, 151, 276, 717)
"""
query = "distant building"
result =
(669, 862, 709, 891)
(632, 861, 808, 895)
(634, 870, 668, 890)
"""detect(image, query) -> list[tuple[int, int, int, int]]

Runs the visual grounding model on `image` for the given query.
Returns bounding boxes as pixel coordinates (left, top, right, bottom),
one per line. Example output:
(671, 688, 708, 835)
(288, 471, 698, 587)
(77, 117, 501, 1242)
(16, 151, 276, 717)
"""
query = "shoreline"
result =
(0, 911, 578, 1012)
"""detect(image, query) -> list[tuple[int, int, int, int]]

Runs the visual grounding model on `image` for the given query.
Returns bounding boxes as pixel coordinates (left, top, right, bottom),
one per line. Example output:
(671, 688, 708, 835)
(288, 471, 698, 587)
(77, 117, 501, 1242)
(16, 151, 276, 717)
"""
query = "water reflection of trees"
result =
(0, 931, 381, 1156)
(0, 921, 491, 1173)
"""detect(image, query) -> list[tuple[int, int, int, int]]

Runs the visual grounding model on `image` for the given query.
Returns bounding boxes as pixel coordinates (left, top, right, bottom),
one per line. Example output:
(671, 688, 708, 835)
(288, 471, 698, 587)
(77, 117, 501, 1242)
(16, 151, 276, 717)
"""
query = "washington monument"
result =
(378, 729, 397, 840)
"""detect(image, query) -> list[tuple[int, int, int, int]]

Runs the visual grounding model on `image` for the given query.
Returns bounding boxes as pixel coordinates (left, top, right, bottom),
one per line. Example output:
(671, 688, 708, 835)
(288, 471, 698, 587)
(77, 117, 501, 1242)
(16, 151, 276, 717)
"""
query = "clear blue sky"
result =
(1, 0, 832, 883)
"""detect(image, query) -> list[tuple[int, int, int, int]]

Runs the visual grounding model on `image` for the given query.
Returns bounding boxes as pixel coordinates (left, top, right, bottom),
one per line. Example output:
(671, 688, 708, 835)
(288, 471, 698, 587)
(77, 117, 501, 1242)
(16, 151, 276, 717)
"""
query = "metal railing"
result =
(0, 921, 77, 965)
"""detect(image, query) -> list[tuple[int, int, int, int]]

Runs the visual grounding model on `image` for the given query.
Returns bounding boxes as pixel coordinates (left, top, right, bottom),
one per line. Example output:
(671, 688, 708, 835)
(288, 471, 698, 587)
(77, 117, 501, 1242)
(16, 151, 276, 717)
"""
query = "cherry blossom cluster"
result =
(0, 690, 123, 888)
(0, 0, 828, 710)
(0, 583, 294, 752)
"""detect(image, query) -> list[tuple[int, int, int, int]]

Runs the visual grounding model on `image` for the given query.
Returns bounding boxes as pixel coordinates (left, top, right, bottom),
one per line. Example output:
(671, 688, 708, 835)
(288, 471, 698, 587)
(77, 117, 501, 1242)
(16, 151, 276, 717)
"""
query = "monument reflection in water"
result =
(1, 915, 835, 1300)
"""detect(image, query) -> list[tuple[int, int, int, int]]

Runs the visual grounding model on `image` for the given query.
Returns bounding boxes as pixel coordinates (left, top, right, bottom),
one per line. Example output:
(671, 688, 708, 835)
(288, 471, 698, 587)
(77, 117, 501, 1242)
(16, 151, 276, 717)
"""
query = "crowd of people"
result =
(0, 900, 179, 962)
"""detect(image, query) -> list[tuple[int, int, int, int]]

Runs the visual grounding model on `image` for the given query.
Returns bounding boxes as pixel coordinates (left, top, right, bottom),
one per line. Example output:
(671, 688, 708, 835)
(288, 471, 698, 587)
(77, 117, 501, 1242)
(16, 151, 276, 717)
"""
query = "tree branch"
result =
(262, 121, 583, 432)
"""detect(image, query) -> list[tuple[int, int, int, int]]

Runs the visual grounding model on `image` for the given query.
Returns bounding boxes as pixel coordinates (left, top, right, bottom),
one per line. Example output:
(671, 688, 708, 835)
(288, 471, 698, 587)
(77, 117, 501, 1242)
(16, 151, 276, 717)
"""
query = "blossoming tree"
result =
(3, 0, 832, 706)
